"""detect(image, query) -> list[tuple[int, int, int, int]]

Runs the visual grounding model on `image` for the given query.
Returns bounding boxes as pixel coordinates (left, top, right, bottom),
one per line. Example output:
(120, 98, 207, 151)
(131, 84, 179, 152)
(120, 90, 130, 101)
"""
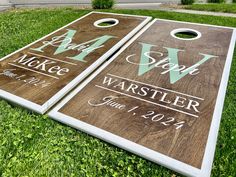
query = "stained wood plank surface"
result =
(52, 19, 234, 173)
(0, 12, 150, 113)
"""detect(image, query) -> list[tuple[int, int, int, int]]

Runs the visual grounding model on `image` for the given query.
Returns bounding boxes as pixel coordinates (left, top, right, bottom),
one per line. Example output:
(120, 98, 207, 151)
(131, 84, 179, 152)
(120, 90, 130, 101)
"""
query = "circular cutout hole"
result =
(171, 28, 201, 41)
(94, 18, 119, 28)
(175, 31, 197, 39)
(99, 21, 116, 27)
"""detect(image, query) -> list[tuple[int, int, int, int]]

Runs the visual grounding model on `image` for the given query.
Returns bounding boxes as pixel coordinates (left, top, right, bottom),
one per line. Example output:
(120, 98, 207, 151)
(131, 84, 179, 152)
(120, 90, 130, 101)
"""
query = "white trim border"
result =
(49, 18, 236, 177)
(0, 11, 151, 114)
(200, 27, 236, 177)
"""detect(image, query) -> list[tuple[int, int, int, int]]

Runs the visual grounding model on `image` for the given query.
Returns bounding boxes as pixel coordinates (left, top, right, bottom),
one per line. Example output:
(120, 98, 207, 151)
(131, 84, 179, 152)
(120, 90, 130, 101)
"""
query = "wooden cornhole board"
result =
(50, 19, 236, 177)
(0, 12, 151, 114)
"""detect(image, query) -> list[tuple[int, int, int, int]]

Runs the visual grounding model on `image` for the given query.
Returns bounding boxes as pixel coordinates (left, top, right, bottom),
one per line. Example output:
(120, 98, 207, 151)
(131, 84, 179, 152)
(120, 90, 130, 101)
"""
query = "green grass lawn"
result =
(0, 8, 236, 177)
(185, 3, 236, 14)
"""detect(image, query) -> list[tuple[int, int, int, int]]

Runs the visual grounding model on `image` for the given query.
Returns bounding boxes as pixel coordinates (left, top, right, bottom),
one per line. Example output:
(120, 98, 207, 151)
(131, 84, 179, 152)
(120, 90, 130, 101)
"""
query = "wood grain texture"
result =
(0, 12, 147, 106)
(59, 20, 233, 168)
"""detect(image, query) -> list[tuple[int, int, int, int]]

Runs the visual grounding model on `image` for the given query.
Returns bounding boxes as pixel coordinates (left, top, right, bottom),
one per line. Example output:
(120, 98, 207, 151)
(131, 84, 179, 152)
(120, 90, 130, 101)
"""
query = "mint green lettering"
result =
(138, 42, 157, 76)
(31, 29, 76, 54)
(68, 35, 114, 62)
(164, 47, 216, 84)
(138, 42, 217, 84)
(31, 30, 115, 63)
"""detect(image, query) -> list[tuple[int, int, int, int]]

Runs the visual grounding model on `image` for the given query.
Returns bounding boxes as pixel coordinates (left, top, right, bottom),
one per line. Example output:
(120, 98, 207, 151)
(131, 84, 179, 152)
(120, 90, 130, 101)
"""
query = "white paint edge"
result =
(199, 29, 236, 177)
(49, 111, 201, 177)
(48, 19, 236, 177)
(0, 11, 151, 114)
(0, 89, 44, 113)
(93, 11, 153, 19)
(155, 18, 235, 30)
(48, 20, 201, 177)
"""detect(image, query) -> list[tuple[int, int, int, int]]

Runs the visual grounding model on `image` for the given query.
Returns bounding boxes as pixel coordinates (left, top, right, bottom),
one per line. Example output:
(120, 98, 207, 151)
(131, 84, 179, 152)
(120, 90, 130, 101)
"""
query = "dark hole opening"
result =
(98, 20, 116, 27)
(175, 31, 198, 39)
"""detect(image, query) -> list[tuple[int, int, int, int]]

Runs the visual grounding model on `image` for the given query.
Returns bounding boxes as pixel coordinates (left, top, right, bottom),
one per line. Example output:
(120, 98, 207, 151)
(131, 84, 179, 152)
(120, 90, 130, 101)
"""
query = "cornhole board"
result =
(0, 12, 151, 114)
(49, 19, 236, 177)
